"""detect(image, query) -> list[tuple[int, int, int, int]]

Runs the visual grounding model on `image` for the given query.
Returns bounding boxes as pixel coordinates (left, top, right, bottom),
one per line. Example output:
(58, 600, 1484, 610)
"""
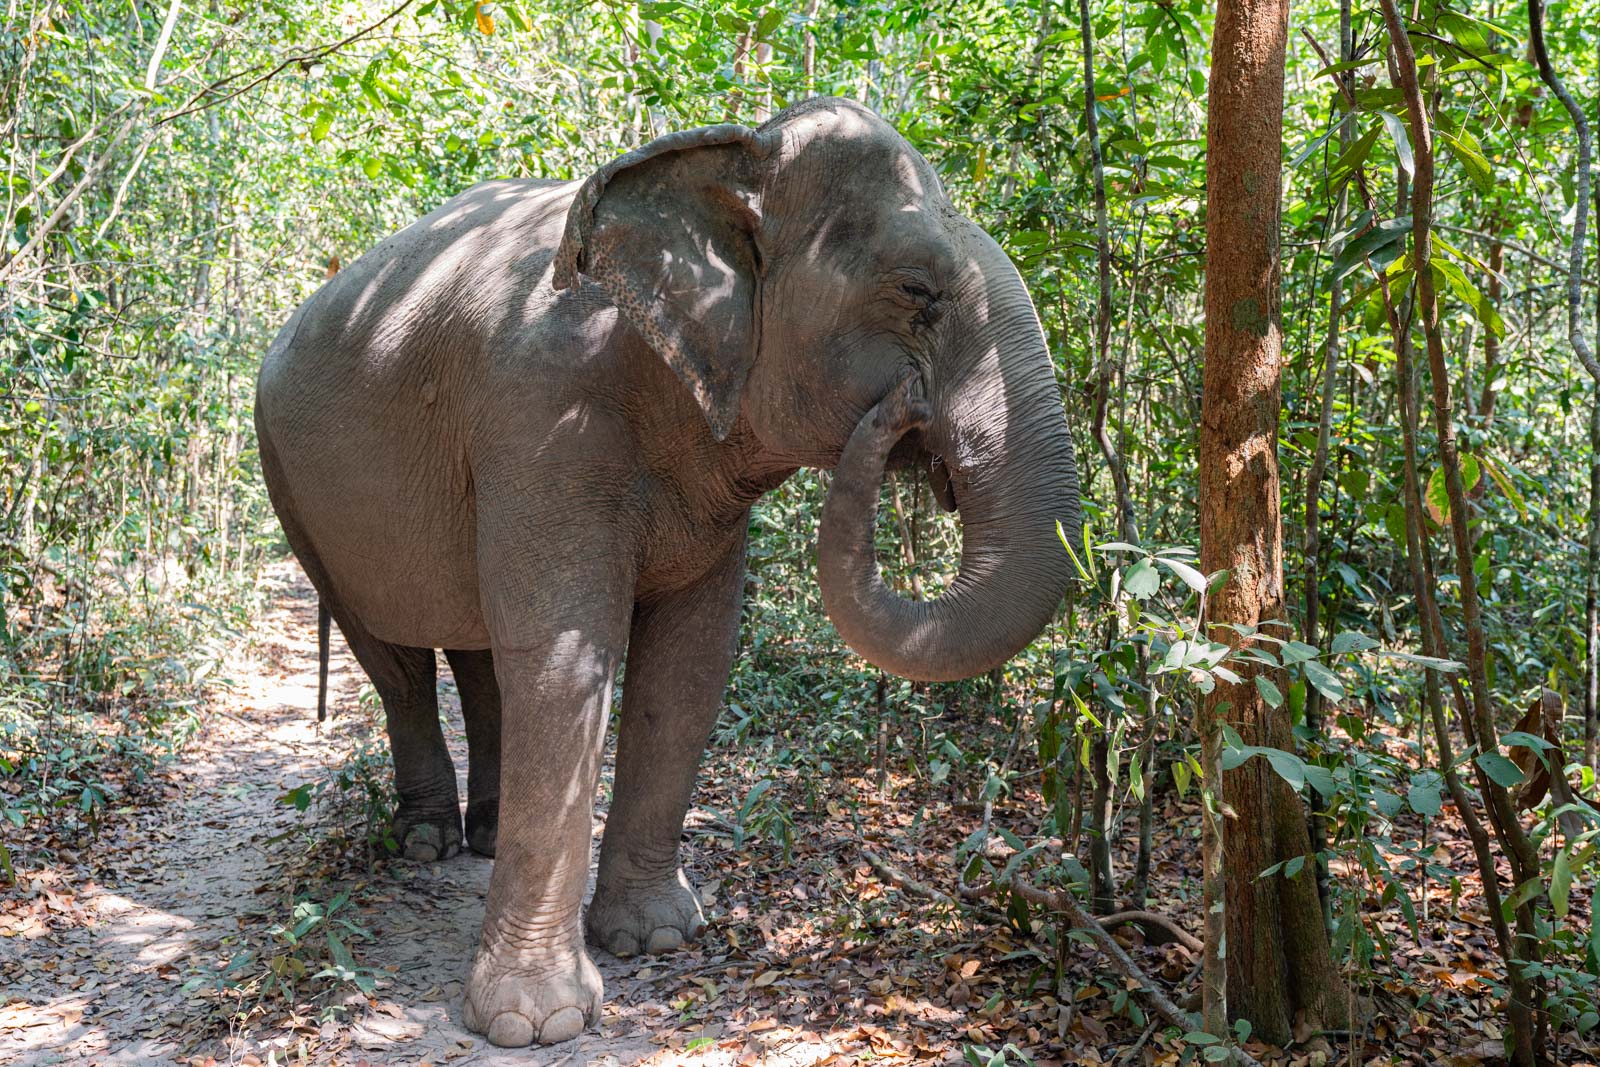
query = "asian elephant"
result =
(254, 96, 1081, 1047)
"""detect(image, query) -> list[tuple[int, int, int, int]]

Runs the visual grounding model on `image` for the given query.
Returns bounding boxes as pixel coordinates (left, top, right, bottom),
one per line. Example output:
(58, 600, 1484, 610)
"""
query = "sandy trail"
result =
(1, 561, 673, 1066)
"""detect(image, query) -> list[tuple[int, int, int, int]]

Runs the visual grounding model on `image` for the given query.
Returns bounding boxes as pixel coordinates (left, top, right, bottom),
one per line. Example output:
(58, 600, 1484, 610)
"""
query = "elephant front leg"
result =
(462, 566, 633, 1047)
(588, 531, 747, 958)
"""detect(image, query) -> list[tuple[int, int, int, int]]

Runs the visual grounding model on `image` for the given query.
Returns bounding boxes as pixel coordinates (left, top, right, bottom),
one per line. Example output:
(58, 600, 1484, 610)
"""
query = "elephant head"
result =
(555, 97, 1082, 682)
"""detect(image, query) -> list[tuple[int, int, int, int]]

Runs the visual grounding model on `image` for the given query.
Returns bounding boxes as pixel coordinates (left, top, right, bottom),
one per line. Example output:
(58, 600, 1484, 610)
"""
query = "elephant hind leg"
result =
(340, 627, 461, 861)
(259, 427, 461, 860)
(445, 648, 502, 857)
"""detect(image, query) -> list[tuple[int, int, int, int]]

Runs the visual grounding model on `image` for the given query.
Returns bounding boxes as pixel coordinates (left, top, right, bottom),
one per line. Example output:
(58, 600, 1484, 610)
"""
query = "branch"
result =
(1528, 0, 1596, 381)
(0, 111, 143, 285)
(965, 875, 1262, 1067)
(862, 849, 1257, 1067)
(1098, 910, 1204, 954)
(4, 100, 137, 227)
(155, 0, 415, 127)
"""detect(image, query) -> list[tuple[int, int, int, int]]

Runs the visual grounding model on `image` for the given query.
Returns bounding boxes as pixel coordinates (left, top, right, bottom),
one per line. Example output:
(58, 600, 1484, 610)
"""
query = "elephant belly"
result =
(291, 467, 491, 651)
(339, 551, 490, 650)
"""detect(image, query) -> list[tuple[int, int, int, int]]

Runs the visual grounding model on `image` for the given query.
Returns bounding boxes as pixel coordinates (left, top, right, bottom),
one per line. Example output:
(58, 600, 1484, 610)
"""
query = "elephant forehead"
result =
(767, 102, 944, 208)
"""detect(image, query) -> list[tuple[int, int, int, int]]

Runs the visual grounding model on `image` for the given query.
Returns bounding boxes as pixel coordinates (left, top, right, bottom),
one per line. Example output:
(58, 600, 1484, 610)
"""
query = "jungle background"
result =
(2, 1, 1598, 1065)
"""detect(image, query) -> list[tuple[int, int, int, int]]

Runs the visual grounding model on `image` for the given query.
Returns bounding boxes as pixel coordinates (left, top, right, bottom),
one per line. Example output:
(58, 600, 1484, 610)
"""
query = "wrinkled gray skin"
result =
(255, 98, 1081, 1047)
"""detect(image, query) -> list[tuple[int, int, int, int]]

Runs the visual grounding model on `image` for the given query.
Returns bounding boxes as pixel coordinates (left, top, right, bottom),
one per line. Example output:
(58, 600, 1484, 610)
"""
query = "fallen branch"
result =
(862, 848, 1009, 927)
(862, 848, 1261, 1067)
(1098, 910, 1203, 954)
(962, 876, 1227, 1053)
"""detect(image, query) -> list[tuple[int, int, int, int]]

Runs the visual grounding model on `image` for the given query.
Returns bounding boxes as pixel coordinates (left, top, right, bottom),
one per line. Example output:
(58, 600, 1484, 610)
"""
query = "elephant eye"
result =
(899, 281, 944, 331)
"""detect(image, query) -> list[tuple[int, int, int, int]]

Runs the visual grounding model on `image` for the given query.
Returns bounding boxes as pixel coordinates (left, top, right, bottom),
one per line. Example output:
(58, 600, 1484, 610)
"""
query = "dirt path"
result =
(1, 562, 671, 1066)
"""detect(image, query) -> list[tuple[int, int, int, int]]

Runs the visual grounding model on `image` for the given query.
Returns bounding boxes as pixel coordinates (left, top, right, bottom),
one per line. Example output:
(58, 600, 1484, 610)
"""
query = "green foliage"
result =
(203, 887, 382, 1011)
(4, 0, 1600, 1051)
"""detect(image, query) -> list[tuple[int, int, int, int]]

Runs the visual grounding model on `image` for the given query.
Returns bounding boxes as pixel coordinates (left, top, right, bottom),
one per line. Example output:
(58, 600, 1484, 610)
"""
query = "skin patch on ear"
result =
(587, 247, 744, 441)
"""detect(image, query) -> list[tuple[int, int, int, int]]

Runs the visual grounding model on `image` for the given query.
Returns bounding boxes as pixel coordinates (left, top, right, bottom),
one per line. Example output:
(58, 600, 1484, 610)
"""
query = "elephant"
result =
(254, 96, 1081, 1047)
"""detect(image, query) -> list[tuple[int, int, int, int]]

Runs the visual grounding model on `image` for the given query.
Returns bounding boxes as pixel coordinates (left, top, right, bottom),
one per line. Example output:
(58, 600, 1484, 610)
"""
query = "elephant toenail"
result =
(608, 931, 640, 957)
(645, 927, 684, 954)
(539, 1006, 586, 1044)
(486, 1011, 535, 1047)
(403, 825, 442, 862)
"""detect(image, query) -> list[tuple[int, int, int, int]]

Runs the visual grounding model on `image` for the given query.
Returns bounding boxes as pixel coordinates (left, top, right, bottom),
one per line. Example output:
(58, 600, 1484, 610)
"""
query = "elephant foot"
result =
(586, 869, 706, 958)
(463, 939, 602, 1047)
(465, 796, 499, 857)
(391, 804, 463, 862)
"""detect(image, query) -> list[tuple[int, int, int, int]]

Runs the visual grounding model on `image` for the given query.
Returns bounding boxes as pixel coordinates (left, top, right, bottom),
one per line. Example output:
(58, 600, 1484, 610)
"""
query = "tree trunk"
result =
(1379, 4, 1545, 1058)
(1299, 0, 1352, 931)
(1591, 236, 1600, 768)
(1200, 0, 1347, 1043)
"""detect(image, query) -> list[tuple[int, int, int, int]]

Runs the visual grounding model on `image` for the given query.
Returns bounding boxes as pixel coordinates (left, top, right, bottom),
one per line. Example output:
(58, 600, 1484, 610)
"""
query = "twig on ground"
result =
(862, 848, 1008, 926)
(1097, 910, 1203, 954)
(1116, 1016, 1162, 1066)
(862, 847, 1262, 1067)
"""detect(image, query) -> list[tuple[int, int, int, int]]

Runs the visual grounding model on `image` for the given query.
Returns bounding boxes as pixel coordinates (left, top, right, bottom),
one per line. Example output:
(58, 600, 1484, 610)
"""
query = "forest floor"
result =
(1, 562, 1593, 1066)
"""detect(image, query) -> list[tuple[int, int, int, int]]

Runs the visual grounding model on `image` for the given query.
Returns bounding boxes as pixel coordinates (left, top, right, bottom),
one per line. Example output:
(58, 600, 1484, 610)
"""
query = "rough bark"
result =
(1200, 0, 1346, 1043)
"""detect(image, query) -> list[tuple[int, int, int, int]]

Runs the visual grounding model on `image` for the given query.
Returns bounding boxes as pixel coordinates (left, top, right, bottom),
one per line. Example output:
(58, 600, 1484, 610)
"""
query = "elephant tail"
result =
(317, 599, 331, 722)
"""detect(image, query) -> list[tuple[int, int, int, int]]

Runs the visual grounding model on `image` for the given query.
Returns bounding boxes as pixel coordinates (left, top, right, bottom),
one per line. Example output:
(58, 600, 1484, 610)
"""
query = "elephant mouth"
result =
(886, 431, 959, 513)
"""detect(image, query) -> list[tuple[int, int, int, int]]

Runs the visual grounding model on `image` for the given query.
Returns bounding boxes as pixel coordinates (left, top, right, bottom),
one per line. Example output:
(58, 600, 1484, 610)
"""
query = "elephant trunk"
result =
(816, 266, 1081, 682)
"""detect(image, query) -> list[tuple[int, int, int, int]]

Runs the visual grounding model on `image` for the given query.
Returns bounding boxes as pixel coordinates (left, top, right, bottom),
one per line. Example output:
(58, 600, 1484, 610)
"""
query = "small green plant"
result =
(277, 684, 398, 859)
(208, 888, 381, 1010)
(730, 778, 794, 859)
(962, 1042, 1035, 1067)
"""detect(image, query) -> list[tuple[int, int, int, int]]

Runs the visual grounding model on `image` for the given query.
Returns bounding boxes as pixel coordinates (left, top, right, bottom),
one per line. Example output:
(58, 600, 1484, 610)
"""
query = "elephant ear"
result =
(554, 125, 771, 441)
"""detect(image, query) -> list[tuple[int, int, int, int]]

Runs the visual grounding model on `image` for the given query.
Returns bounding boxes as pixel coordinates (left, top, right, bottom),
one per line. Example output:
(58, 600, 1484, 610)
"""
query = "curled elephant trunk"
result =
(816, 285, 1081, 682)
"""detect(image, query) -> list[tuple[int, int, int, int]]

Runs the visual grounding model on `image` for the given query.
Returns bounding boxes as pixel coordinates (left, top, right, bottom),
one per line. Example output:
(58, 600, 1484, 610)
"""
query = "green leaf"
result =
(311, 107, 334, 143)
(1500, 874, 1543, 918)
(1123, 557, 1160, 599)
(1476, 752, 1525, 789)
(1330, 631, 1379, 655)
(1254, 674, 1283, 708)
(1302, 660, 1345, 702)
(1551, 846, 1574, 918)
(1407, 771, 1444, 816)
(1328, 122, 1381, 184)
(1376, 110, 1413, 178)
(1302, 763, 1336, 797)
(1381, 650, 1466, 672)
(1479, 455, 1528, 519)
(1264, 748, 1307, 792)
(1439, 131, 1494, 192)
(1425, 465, 1450, 525)
(1281, 640, 1320, 665)
(1329, 217, 1411, 282)
(1431, 260, 1506, 338)
(1283, 855, 1306, 879)
(1154, 555, 1208, 594)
